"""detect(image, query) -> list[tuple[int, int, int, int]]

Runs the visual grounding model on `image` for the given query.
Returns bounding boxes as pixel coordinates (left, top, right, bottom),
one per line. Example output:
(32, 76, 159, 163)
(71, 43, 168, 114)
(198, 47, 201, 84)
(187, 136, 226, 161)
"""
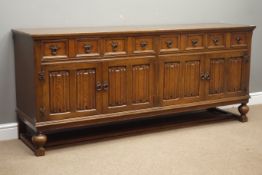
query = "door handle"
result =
(200, 73, 210, 80)
(205, 72, 210, 80)
(103, 81, 109, 91)
(96, 82, 102, 91)
(201, 73, 206, 80)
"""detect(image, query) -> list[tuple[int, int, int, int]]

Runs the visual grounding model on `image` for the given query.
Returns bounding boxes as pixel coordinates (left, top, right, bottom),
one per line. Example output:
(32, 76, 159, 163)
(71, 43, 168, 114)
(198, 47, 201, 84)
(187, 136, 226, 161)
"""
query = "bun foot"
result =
(238, 103, 249, 122)
(32, 134, 47, 156)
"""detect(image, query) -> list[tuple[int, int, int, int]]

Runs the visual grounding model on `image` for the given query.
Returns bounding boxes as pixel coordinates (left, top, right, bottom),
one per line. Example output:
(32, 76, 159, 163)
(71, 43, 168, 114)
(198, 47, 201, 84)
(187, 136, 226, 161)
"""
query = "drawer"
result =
(104, 38, 128, 56)
(182, 33, 205, 50)
(42, 39, 68, 59)
(75, 38, 100, 57)
(159, 35, 180, 53)
(132, 36, 155, 54)
(207, 33, 226, 49)
(231, 32, 248, 48)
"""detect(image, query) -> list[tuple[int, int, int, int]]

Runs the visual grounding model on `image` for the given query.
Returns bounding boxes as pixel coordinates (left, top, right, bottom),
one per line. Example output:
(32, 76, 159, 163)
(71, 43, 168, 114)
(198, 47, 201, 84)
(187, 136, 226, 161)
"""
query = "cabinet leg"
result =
(17, 118, 26, 139)
(32, 133, 47, 156)
(238, 103, 249, 122)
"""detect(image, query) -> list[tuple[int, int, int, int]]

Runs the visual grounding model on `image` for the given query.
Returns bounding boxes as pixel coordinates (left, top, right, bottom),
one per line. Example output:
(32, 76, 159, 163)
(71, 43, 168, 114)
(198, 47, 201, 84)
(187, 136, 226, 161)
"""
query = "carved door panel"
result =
(42, 62, 102, 121)
(102, 57, 155, 113)
(159, 55, 183, 106)
(205, 51, 249, 99)
(225, 51, 249, 97)
(205, 53, 227, 99)
(159, 54, 205, 106)
(182, 55, 205, 102)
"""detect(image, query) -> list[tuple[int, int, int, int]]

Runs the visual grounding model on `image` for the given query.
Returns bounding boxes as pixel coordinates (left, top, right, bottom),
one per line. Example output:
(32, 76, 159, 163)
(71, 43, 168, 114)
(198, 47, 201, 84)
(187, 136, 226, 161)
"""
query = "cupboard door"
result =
(205, 53, 227, 99)
(42, 62, 102, 121)
(159, 55, 182, 105)
(48, 71, 70, 114)
(104, 62, 129, 112)
(159, 54, 205, 106)
(225, 52, 249, 97)
(102, 57, 155, 113)
(180, 55, 206, 103)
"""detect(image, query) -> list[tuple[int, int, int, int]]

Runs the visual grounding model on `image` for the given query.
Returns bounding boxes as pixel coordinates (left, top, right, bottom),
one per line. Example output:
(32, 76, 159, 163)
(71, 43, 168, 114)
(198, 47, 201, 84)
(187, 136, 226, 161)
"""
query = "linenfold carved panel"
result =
(132, 64, 150, 104)
(76, 69, 96, 111)
(227, 57, 243, 92)
(49, 71, 70, 114)
(163, 62, 181, 100)
(184, 61, 200, 97)
(209, 58, 225, 94)
(108, 66, 127, 107)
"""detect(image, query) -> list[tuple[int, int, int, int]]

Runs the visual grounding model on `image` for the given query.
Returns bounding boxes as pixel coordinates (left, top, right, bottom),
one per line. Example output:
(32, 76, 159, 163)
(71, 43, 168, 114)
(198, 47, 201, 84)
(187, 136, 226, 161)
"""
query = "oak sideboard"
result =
(13, 23, 255, 156)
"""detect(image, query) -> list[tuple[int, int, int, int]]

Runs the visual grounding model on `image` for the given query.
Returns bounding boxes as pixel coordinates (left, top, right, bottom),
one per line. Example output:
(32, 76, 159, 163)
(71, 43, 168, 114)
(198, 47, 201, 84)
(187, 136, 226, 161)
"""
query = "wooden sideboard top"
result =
(13, 23, 255, 37)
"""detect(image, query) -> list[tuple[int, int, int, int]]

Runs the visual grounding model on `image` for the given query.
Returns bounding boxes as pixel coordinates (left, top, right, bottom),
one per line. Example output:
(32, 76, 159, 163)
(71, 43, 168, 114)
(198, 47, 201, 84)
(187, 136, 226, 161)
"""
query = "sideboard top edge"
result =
(12, 23, 256, 38)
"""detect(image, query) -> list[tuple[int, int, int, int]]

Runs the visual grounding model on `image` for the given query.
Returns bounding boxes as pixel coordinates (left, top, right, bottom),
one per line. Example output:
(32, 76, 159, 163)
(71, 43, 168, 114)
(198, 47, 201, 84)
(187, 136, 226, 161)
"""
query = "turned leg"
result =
(32, 133, 47, 156)
(238, 103, 249, 122)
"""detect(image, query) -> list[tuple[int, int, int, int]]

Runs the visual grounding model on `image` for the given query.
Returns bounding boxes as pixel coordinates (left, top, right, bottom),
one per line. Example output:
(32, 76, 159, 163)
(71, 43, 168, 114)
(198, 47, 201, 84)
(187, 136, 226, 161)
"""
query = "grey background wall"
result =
(0, 0, 261, 124)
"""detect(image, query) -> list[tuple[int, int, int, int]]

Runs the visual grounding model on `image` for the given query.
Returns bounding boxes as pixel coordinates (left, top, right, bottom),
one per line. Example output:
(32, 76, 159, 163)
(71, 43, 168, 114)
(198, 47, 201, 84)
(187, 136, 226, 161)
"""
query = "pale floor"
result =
(0, 105, 262, 175)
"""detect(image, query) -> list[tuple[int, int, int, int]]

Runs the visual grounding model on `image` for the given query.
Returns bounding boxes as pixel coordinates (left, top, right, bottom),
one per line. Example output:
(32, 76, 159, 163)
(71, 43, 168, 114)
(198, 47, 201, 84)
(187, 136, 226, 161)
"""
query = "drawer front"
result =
(231, 32, 248, 48)
(160, 35, 180, 53)
(104, 38, 128, 56)
(42, 39, 68, 59)
(182, 33, 205, 50)
(76, 38, 100, 57)
(132, 36, 155, 54)
(207, 33, 226, 49)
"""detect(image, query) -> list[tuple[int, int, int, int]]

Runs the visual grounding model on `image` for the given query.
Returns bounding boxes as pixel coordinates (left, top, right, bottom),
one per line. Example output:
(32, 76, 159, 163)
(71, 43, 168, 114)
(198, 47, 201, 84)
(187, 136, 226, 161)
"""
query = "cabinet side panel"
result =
(13, 32, 36, 122)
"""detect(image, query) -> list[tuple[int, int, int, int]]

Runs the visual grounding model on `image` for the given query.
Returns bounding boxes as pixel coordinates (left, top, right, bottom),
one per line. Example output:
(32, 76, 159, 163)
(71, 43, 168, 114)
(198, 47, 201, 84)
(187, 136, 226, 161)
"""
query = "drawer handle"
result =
(191, 39, 198, 46)
(84, 44, 92, 53)
(236, 36, 242, 44)
(96, 82, 102, 91)
(212, 38, 219, 45)
(103, 81, 109, 91)
(165, 40, 173, 48)
(140, 41, 147, 49)
(111, 41, 118, 51)
(49, 45, 60, 55)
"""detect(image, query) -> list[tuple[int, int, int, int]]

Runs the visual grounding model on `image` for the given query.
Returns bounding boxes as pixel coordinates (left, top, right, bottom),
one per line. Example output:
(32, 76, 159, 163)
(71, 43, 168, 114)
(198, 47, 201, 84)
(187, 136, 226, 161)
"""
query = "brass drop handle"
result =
(201, 73, 206, 80)
(212, 38, 219, 45)
(191, 39, 198, 46)
(200, 73, 210, 80)
(236, 36, 242, 44)
(166, 40, 173, 48)
(205, 72, 210, 80)
(111, 41, 118, 51)
(103, 81, 109, 91)
(84, 44, 92, 53)
(140, 41, 147, 49)
(49, 45, 60, 55)
(96, 82, 102, 91)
